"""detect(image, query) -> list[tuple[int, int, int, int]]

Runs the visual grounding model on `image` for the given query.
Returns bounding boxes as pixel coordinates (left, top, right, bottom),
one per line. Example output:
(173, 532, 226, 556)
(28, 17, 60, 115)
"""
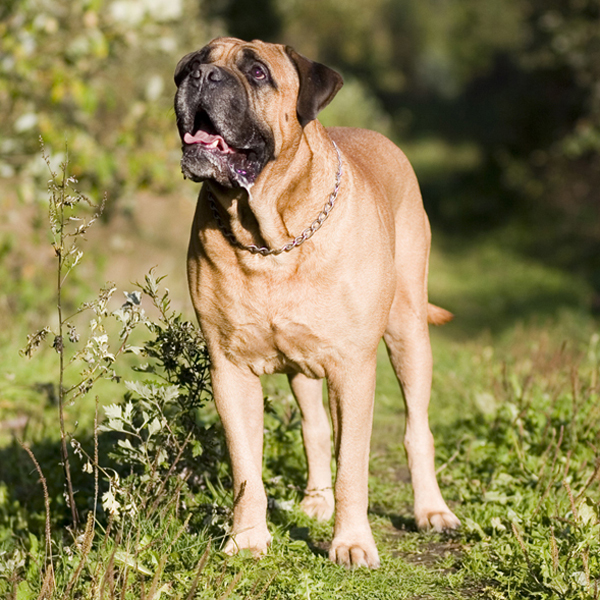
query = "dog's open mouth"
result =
(184, 130, 235, 153)
(183, 109, 236, 154)
(181, 108, 263, 186)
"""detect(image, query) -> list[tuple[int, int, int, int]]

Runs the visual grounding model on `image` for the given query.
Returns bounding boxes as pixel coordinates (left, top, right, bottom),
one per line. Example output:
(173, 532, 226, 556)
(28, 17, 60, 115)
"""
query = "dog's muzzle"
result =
(175, 64, 271, 187)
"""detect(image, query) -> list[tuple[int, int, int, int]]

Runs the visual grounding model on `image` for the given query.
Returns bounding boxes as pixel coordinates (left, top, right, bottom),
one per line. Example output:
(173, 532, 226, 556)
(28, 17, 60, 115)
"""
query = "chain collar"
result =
(207, 142, 342, 257)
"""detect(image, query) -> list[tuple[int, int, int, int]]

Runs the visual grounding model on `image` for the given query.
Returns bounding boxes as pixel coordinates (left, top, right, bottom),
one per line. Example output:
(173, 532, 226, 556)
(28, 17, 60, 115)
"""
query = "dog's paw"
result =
(415, 507, 461, 533)
(329, 535, 380, 569)
(223, 525, 272, 558)
(300, 489, 334, 521)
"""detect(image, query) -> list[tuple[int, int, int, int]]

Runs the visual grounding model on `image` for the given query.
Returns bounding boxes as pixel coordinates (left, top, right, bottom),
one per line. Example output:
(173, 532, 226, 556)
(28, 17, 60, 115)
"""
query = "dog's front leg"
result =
(327, 357, 380, 569)
(211, 357, 271, 556)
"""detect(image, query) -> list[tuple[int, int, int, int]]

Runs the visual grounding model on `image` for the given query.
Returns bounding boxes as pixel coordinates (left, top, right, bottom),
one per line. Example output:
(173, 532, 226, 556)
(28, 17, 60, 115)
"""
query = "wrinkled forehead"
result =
(204, 37, 297, 82)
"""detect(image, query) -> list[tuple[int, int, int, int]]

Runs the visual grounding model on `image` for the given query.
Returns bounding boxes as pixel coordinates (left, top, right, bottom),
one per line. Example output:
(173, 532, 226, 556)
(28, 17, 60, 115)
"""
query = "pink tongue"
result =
(184, 130, 233, 153)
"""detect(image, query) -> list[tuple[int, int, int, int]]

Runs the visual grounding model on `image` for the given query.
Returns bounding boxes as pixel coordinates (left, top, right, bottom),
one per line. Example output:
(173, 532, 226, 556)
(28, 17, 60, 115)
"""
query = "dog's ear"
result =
(174, 46, 212, 86)
(285, 46, 343, 127)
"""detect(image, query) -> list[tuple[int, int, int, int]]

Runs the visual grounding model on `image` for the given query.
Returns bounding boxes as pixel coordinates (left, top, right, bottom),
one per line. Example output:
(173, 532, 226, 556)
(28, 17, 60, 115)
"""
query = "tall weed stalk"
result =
(22, 142, 109, 527)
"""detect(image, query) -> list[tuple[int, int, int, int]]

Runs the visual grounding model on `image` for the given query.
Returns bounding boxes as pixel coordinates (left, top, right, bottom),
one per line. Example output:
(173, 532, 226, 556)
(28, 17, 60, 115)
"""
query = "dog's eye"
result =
(250, 64, 267, 81)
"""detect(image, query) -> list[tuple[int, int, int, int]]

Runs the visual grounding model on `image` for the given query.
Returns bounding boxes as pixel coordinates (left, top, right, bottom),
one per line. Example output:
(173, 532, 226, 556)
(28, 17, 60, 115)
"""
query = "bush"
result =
(0, 0, 211, 205)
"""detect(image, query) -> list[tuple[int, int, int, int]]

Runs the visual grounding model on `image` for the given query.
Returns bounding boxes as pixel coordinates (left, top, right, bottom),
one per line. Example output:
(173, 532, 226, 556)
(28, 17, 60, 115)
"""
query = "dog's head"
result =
(174, 37, 343, 188)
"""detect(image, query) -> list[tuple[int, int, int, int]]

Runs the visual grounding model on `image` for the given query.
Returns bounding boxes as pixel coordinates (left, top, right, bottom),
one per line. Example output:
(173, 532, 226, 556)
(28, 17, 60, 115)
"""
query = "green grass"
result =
(1, 196, 599, 598)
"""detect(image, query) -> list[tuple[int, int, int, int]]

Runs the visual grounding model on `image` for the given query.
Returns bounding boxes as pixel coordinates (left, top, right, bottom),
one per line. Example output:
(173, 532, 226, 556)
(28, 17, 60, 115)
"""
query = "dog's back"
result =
(327, 127, 424, 218)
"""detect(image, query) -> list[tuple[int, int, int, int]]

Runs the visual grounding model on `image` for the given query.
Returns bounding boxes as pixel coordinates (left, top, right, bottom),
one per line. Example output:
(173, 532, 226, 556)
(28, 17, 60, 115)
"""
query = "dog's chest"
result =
(222, 314, 331, 378)
(199, 275, 337, 378)
(219, 290, 333, 378)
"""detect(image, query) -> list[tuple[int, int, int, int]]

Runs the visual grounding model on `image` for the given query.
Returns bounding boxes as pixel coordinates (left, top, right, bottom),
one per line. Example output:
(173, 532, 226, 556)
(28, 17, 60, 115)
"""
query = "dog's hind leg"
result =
(382, 193, 460, 532)
(384, 293, 460, 532)
(288, 373, 335, 521)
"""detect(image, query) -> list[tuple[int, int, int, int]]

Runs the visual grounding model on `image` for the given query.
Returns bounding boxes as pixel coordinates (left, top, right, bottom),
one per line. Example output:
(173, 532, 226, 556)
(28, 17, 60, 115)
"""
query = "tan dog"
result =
(174, 37, 460, 569)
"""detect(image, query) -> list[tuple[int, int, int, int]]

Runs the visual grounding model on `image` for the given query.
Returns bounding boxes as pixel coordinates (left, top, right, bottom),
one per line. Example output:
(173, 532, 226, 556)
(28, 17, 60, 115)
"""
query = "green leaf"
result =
(104, 403, 122, 420)
(484, 491, 509, 504)
(147, 417, 162, 437)
(107, 418, 125, 433)
(16, 581, 34, 600)
(125, 380, 154, 399)
(27, 532, 39, 557)
(125, 345, 144, 355)
(123, 401, 134, 421)
(114, 551, 152, 575)
(464, 518, 486, 538)
(117, 439, 135, 451)
(506, 508, 521, 523)
(161, 385, 179, 403)
(578, 501, 597, 525)
(191, 440, 203, 458)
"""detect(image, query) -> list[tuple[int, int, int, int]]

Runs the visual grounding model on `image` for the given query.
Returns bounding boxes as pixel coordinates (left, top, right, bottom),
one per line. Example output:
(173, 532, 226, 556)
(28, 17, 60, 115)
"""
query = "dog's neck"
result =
(207, 122, 339, 254)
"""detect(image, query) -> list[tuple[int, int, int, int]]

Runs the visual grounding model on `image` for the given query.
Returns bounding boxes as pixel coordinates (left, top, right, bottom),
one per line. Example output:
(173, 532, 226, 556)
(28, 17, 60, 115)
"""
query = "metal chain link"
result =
(208, 141, 343, 256)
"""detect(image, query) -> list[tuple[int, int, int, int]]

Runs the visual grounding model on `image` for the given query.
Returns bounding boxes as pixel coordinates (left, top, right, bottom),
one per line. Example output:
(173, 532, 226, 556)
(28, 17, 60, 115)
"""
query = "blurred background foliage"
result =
(1, 0, 599, 295)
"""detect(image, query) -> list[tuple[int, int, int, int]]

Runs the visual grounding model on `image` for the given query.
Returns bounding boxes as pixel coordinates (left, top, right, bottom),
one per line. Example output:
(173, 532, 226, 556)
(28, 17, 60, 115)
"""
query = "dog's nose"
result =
(190, 63, 223, 84)
(205, 66, 223, 82)
(190, 61, 203, 79)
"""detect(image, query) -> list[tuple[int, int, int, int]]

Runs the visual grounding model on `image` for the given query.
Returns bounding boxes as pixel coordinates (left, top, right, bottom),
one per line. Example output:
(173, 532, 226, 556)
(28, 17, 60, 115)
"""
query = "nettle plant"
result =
(100, 272, 220, 521)
(22, 142, 216, 531)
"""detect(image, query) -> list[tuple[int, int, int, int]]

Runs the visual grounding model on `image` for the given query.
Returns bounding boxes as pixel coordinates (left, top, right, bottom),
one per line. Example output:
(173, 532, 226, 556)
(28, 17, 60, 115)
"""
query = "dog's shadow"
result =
(266, 504, 331, 557)
(268, 505, 420, 559)
(369, 507, 419, 534)
(288, 525, 330, 557)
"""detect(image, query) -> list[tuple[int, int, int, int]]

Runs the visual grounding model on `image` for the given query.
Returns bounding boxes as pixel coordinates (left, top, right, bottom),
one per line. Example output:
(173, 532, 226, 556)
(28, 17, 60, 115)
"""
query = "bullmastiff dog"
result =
(174, 37, 460, 568)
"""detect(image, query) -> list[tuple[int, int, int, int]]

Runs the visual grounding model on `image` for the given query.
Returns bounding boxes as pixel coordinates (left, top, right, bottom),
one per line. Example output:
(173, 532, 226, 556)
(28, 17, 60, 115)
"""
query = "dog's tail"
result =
(427, 303, 454, 326)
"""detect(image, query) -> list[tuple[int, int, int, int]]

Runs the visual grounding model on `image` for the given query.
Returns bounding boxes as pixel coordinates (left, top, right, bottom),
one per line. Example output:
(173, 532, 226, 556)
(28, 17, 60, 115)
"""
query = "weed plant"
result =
(441, 337, 600, 599)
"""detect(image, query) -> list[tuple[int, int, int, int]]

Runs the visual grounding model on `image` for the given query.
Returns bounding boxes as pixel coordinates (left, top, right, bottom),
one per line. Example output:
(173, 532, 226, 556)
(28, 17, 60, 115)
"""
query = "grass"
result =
(6, 317, 595, 600)
(1, 166, 599, 598)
